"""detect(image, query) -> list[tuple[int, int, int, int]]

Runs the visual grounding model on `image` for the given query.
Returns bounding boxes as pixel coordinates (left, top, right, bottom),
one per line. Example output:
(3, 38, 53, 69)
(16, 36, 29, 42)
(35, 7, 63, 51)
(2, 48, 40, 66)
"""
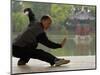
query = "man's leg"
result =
(13, 45, 30, 65)
(13, 45, 57, 66)
(29, 49, 57, 66)
(13, 45, 70, 66)
(27, 49, 70, 66)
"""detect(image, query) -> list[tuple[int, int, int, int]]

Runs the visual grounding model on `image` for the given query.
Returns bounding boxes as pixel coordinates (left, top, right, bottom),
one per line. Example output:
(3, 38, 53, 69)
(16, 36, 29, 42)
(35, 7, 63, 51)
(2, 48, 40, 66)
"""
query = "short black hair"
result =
(41, 15, 51, 21)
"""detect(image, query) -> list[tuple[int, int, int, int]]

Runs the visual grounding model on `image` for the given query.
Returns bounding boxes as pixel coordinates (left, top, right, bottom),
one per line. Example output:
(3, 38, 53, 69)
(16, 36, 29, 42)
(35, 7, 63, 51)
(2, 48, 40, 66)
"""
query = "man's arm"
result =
(37, 32, 62, 49)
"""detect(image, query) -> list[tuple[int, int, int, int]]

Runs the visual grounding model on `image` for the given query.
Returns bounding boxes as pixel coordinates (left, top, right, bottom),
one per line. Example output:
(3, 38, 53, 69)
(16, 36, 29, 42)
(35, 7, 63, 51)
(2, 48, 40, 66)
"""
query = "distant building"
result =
(65, 6, 95, 34)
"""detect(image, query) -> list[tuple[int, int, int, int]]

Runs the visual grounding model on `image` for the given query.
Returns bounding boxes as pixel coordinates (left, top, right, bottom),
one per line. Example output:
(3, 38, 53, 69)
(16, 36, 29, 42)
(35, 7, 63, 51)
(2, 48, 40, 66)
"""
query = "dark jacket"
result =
(13, 22, 61, 49)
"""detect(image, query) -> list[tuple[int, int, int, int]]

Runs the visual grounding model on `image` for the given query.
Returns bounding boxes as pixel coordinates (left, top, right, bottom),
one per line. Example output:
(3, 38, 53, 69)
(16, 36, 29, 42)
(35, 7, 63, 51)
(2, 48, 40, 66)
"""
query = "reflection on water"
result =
(48, 34, 95, 56)
(74, 35, 92, 55)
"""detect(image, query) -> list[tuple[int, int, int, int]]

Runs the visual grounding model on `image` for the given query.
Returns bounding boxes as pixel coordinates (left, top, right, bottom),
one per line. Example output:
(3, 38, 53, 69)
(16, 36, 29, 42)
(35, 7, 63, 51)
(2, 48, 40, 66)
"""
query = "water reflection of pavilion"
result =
(66, 7, 95, 55)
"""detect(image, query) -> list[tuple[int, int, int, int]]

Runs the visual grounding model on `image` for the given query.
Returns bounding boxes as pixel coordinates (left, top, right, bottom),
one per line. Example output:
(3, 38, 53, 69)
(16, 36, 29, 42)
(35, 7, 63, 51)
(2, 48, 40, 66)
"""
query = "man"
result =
(12, 13, 70, 66)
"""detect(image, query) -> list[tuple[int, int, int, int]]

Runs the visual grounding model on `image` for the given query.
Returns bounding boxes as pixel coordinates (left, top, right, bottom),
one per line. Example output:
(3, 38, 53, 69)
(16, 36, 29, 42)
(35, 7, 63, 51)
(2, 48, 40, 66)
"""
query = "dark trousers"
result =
(12, 45, 57, 65)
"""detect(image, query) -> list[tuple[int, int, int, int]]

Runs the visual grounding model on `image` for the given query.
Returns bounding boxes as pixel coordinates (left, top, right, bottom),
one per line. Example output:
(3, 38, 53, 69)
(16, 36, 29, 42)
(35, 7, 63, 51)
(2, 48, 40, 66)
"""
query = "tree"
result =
(51, 4, 72, 26)
(12, 12, 28, 33)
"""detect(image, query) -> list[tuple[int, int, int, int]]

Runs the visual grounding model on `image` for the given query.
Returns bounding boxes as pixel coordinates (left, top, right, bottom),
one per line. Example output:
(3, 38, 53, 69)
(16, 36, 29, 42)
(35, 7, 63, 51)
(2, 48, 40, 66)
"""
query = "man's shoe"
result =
(55, 59, 70, 66)
(17, 60, 27, 66)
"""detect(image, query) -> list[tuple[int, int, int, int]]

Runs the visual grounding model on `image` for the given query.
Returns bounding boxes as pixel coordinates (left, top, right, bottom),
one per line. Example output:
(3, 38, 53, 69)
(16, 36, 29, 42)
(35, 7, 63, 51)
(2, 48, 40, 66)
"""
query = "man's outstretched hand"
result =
(61, 37, 67, 48)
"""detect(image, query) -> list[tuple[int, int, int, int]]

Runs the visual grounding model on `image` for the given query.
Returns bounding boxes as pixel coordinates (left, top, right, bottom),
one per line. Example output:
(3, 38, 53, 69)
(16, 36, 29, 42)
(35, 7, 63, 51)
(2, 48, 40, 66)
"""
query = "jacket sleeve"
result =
(37, 32, 62, 49)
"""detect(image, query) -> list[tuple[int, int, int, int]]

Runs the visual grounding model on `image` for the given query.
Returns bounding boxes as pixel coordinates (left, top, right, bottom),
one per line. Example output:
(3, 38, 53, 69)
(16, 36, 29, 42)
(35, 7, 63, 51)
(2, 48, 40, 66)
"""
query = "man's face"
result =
(42, 19, 52, 30)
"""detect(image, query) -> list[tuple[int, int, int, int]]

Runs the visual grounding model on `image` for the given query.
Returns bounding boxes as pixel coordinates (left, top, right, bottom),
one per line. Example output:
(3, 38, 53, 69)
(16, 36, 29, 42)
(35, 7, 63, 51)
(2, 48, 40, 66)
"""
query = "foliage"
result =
(12, 12, 28, 32)
(51, 4, 72, 26)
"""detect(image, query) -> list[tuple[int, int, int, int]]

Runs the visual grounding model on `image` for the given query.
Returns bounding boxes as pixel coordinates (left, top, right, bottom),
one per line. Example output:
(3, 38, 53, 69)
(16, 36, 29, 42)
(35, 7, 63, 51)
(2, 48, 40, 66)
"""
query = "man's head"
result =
(41, 15, 52, 30)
